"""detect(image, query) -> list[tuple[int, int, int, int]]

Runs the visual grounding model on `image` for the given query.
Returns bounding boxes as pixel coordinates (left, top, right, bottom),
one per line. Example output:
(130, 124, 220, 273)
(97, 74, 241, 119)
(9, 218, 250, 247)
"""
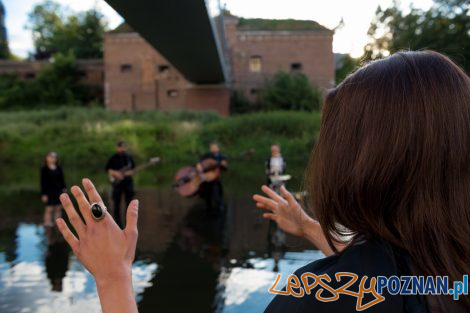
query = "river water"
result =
(0, 160, 324, 313)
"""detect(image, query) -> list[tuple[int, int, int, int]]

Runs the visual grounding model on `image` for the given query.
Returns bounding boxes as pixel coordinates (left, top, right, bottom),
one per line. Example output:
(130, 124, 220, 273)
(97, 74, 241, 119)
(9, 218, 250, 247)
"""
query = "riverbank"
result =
(0, 107, 321, 165)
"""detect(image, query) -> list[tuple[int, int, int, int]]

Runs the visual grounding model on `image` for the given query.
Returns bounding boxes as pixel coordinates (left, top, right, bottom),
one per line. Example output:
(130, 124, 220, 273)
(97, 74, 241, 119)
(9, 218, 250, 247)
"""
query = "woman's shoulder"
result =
(264, 240, 404, 313)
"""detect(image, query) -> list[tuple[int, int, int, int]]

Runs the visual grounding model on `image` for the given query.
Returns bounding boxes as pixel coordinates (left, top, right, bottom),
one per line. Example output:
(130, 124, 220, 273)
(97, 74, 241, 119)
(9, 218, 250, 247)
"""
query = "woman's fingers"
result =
(125, 200, 139, 238)
(125, 200, 139, 260)
(56, 217, 79, 252)
(261, 185, 287, 204)
(82, 178, 103, 205)
(60, 193, 86, 236)
(263, 213, 275, 220)
(280, 185, 297, 207)
(71, 185, 93, 225)
(253, 194, 278, 210)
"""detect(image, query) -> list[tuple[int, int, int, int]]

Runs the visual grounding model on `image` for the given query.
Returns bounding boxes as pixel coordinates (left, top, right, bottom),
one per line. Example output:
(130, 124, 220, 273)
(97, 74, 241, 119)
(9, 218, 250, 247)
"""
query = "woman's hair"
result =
(306, 51, 470, 305)
(44, 151, 59, 166)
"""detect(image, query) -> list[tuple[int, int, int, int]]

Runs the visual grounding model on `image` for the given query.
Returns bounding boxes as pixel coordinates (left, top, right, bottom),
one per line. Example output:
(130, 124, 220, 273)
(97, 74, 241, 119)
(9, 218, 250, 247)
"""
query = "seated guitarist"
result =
(197, 143, 228, 216)
(105, 141, 135, 228)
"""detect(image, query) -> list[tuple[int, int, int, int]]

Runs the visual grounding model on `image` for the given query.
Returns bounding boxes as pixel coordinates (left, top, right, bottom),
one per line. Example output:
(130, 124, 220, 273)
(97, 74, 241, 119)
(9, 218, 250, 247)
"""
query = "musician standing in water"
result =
(106, 141, 135, 228)
(197, 143, 228, 215)
(40, 151, 66, 227)
(265, 144, 286, 188)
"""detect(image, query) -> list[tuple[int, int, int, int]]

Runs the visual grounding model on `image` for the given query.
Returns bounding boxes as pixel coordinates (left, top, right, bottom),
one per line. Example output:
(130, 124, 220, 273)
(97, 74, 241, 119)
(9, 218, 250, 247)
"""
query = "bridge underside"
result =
(105, 0, 226, 84)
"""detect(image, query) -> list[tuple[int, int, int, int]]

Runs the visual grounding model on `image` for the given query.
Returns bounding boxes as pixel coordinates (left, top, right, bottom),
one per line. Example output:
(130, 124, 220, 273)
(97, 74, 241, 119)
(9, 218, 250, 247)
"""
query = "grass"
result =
(0, 107, 321, 166)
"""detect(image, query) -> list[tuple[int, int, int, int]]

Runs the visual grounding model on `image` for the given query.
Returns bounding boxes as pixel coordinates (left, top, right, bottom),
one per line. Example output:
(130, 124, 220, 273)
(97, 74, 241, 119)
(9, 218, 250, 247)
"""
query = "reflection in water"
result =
(44, 226, 69, 292)
(0, 184, 324, 313)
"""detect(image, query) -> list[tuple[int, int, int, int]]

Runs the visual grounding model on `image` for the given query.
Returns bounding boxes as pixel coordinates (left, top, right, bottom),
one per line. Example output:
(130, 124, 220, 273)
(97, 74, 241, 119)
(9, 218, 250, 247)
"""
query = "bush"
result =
(259, 71, 323, 111)
(0, 51, 102, 109)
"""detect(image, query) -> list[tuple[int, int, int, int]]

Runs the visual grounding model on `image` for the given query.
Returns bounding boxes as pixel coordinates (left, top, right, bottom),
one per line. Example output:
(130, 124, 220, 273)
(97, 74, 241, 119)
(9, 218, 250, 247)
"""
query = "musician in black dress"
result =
(40, 151, 66, 227)
(197, 143, 228, 215)
(105, 141, 135, 228)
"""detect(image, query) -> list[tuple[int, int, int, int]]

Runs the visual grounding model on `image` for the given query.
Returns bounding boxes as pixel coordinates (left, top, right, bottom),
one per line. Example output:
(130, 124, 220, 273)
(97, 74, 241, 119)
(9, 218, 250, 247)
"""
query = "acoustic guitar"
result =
(109, 157, 161, 184)
(173, 158, 223, 197)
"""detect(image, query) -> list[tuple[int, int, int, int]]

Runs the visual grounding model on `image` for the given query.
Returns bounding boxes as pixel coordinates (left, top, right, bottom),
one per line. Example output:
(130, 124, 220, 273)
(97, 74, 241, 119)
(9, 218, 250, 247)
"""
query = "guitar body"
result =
(173, 159, 223, 197)
(174, 166, 202, 197)
(199, 158, 221, 183)
(109, 157, 160, 184)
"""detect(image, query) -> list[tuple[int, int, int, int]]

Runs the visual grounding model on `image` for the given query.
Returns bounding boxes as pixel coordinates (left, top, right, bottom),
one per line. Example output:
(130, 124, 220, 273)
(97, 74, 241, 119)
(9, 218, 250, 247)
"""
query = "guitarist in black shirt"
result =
(105, 141, 135, 228)
(197, 143, 228, 216)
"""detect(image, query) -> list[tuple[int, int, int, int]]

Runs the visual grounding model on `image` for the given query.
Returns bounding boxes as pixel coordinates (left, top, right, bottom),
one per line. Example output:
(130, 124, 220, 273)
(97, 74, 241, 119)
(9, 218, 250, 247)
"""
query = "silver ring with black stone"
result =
(90, 202, 107, 221)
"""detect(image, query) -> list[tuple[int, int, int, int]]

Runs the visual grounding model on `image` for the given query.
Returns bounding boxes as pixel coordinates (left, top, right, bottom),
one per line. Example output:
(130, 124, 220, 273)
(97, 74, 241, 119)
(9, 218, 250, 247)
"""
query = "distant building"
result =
(0, 59, 104, 98)
(0, 13, 334, 114)
(104, 16, 334, 114)
(104, 24, 229, 115)
(223, 15, 334, 101)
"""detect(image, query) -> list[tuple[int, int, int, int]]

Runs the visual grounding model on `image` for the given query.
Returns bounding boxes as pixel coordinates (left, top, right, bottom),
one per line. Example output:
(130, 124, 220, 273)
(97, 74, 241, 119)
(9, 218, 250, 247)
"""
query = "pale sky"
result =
(4, 0, 434, 58)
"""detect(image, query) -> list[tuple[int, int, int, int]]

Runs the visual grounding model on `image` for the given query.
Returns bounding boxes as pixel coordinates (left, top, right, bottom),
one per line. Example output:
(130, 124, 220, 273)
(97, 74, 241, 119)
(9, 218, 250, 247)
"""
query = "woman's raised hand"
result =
(253, 185, 312, 237)
(55, 178, 139, 313)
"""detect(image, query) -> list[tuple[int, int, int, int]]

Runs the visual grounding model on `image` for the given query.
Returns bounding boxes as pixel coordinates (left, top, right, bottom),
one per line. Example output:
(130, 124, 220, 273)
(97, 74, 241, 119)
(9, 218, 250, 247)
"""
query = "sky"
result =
(4, 0, 434, 58)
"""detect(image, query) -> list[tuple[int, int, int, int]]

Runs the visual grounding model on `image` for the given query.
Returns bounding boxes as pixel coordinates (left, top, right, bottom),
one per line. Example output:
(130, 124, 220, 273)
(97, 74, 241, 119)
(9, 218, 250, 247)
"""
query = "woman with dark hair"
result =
(40, 151, 66, 227)
(55, 50, 469, 313)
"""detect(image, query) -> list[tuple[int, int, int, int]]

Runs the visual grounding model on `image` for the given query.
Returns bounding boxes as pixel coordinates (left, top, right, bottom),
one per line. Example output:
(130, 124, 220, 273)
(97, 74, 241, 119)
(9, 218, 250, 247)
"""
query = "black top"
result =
(105, 153, 135, 182)
(40, 165, 66, 198)
(265, 240, 431, 313)
(200, 152, 227, 170)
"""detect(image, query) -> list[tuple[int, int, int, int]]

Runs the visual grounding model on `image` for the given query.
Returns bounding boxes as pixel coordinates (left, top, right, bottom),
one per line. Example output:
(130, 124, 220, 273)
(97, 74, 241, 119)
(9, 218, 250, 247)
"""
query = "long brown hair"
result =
(306, 51, 470, 308)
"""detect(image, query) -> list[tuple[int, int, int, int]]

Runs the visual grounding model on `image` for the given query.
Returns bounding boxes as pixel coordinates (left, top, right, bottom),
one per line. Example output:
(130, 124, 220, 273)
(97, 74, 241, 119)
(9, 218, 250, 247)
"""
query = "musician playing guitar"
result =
(197, 143, 228, 216)
(105, 141, 135, 229)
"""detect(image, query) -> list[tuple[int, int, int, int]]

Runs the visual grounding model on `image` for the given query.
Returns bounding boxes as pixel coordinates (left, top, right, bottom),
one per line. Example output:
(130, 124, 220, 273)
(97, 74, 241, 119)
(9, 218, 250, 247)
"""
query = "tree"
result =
(0, 0, 10, 59)
(259, 71, 322, 111)
(364, 0, 469, 73)
(28, 0, 108, 59)
(0, 51, 93, 109)
(335, 54, 359, 85)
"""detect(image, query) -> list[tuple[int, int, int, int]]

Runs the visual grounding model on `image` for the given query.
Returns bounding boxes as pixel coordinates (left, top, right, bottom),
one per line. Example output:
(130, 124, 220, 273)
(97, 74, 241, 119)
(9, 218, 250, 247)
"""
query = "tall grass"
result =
(0, 107, 321, 165)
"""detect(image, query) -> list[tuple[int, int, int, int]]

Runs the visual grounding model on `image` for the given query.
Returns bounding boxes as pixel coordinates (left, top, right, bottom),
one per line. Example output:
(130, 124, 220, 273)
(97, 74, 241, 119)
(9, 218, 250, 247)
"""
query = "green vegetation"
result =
(231, 71, 323, 114)
(0, 107, 321, 167)
(0, 52, 99, 109)
(0, 0, 10, 59)
(237, 18, 330, 32)
(364, 0, 469, 73)
(27, 0, 107, 59)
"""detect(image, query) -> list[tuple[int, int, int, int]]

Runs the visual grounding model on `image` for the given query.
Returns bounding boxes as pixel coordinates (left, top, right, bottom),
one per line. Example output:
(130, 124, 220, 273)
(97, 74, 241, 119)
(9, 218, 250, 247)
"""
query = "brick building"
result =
(0, 14, 334, 115)
(104, 24, 230, 115)
(104, 15, 334, 113)
(0, 59, 104, 91)
(223, 15, 334, 101)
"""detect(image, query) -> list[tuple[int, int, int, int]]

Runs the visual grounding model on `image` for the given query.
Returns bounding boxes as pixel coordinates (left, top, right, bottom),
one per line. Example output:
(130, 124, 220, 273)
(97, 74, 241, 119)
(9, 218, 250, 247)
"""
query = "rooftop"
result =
(110, 16, 332, 35)
(237, 18, 331, 32)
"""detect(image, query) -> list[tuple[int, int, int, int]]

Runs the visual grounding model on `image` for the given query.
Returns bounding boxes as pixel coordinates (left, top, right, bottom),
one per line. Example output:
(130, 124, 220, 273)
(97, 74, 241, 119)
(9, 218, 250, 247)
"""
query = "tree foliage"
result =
(335, 54, 359, 85)
(0, 0, 10, 59)
(259, 71, 322, 111)
(364, 0, 469, 73)
(0, 51, 96, 109)
(28, 0, 107, 59)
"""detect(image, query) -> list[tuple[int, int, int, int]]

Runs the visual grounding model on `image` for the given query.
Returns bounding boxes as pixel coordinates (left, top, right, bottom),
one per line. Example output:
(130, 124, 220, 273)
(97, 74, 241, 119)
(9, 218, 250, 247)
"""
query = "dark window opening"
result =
(158, 65, 170, 73)
(120, 64, 133, 73)
(250, 88, 259, 95)
(167, 89, 179, 97)
(25, 72, 36, 79)
(291, 62, 303, 71)
(78, 70, 87, 78)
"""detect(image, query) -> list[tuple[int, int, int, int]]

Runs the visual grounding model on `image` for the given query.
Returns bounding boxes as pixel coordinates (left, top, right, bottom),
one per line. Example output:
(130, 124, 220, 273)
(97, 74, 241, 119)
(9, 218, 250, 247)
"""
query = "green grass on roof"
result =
(109, 23, 134, 34)
(237, 18, 330, 31)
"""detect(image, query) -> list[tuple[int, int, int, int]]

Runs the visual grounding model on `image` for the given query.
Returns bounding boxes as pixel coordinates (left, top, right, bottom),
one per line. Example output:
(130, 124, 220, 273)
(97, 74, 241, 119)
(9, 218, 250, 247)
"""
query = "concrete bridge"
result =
(104, 0, 227, 84)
